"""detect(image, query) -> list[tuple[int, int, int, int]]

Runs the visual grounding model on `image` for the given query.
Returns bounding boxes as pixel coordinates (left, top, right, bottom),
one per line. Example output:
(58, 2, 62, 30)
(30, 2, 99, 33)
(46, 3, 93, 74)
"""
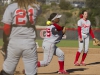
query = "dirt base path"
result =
(0, 47, 100, 75)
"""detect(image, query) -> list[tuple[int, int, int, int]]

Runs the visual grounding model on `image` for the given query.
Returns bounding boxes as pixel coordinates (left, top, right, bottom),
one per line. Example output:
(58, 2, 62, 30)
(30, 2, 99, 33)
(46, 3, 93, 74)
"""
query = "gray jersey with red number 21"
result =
(2, 3, 41, 39)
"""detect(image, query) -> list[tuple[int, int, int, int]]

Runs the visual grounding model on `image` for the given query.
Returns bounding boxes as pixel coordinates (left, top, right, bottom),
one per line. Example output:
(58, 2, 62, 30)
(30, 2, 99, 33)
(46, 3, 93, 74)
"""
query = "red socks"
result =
(37, 61, 40, 67)
(81, 53, 87, 63)
(58, 61, 64, 70)
(74, 51, 81, 63)
(74, 52, 87, 63)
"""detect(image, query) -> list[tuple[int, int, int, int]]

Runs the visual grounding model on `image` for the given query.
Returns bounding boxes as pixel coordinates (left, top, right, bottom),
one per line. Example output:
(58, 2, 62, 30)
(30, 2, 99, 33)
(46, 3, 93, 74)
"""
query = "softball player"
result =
(37, 13, 69, 74)
(74, 10, 95, 66)
(0, 0, 41, 75)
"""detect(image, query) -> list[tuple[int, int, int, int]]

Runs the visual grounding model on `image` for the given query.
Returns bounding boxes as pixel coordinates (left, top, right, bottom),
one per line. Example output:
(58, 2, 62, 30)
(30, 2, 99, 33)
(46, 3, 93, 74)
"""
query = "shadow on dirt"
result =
(38, 68, 88, 74)
(86, 62, 100, 65)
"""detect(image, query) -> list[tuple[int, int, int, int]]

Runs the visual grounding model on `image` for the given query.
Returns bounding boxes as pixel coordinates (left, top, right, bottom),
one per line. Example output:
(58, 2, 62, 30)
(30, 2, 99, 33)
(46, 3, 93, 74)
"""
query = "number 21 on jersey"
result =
(15, 8, 34, 25)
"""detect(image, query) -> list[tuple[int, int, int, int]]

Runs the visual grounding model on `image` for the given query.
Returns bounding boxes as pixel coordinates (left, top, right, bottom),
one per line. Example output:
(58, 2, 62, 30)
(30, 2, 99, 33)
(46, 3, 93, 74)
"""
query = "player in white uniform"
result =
(74, 10, 96, 66)
(37, 13, 69, 74)
(0, 0, 41, 75)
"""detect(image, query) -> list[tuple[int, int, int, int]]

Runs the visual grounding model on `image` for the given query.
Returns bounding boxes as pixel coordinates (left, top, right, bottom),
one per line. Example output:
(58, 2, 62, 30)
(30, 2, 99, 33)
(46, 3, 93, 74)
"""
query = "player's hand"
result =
(79, 38, 83, 43)
(93, 38, 96, 40)
(62, 26, 66, 34)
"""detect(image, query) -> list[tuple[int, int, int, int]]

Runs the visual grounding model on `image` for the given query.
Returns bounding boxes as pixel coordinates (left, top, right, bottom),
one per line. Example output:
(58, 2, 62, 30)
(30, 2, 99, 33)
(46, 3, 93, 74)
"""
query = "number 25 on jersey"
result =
(46, 28, 51, 37)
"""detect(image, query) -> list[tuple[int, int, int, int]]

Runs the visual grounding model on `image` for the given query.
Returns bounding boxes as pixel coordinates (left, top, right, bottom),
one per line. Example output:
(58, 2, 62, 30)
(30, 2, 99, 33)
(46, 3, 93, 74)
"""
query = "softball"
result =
(46, 21, 51, 25)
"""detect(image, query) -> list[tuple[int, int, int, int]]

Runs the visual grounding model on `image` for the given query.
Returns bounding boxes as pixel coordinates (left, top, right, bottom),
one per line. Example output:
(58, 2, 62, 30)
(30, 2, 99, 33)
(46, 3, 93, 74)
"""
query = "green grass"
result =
(0, 39, 100, 48)
(36, 40, 100, 48)
(0, 39, 3, 46)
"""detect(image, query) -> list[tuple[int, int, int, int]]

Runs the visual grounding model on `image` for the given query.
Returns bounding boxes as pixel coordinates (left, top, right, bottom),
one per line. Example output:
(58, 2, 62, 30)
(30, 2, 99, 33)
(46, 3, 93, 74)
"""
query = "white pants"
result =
(3, 39, 37, 75)
(78, 34, 89, 53)
(40, 41, 64, 67)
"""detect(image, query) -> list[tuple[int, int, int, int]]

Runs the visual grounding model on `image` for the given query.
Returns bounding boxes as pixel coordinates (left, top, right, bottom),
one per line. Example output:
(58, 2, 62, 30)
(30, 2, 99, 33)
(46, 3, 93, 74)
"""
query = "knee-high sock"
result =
(58, 61, 64, 70)
(74, 51, 81, 63)
(81, 53, 87, 62)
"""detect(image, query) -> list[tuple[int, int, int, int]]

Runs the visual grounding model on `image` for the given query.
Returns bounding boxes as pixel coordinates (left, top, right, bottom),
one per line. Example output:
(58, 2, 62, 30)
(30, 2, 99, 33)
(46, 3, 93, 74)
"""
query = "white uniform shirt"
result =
(78, 19, 91, 34)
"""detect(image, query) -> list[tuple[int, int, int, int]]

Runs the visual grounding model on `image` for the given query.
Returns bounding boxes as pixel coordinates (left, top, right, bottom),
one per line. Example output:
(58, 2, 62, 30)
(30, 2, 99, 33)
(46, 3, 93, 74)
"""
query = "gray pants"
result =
(78, 34, 89, 53)
(40, 41, 64, 67)
(3, 39, 37, 75)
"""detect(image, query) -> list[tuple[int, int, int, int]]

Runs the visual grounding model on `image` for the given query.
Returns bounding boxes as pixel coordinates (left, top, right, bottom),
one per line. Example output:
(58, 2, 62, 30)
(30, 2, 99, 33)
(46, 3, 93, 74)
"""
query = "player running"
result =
(0, 0, 41, 75)
(74, 10, 96, 66)
(37, 13, 69, 74)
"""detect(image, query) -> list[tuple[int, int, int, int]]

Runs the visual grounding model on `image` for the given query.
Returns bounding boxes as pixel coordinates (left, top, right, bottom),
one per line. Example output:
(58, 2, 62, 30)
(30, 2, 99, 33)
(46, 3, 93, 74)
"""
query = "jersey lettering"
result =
(82, 24, 90, 28)
(15, 9, 34, 25)
(46, 28, 51, 37)
(16, 10, 26, 25)
(28, 9, 34, 24)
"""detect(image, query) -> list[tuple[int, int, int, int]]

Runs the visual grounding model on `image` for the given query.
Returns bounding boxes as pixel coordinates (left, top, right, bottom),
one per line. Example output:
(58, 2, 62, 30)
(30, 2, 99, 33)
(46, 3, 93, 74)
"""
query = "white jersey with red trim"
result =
(78, 19, 91, 34)
(43, 25, 63, 44)
(1, 3, 41, 39)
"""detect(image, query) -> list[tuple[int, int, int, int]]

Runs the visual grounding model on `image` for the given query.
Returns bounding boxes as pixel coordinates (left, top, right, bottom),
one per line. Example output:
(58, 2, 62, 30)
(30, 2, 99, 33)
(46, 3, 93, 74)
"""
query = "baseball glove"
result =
(93, 38, 100, 46)
(62, 26, 66, 34)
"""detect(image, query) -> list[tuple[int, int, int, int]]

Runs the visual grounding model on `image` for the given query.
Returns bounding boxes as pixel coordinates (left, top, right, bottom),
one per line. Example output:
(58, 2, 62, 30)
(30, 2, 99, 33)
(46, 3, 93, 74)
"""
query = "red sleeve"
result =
(53, 23, 62, 31)
(3, 24, 11, 36)
(78, 26, 82, 38)
(89, 27, 95, 39)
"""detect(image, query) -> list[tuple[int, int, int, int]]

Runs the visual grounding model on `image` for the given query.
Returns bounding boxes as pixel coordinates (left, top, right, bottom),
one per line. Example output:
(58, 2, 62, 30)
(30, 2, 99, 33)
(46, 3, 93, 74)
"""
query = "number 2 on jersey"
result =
(16, 9, 34, 25)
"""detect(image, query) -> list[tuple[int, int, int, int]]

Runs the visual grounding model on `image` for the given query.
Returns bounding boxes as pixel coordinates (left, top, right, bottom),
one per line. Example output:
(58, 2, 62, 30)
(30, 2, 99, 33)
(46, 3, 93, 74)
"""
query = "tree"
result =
(86, 0, 100, 9)
(85, 0, 100, 27)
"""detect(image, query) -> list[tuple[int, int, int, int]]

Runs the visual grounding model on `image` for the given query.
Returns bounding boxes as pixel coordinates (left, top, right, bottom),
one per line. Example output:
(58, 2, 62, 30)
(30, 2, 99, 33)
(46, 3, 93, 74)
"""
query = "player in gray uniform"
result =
(37, 13, 69, 74)
(0, 0, 41, 75)
(74, 10, 96, 66)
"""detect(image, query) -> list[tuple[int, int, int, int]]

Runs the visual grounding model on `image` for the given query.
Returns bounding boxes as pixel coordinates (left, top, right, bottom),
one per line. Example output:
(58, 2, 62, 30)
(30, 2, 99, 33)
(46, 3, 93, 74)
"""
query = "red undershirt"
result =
(53, 23, 62, 31)
(3, 24, 11, 36)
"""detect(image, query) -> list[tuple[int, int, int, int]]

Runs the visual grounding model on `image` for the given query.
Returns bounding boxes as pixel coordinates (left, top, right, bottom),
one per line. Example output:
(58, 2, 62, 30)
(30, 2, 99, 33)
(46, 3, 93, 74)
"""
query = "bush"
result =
(51, 2, 57, 6)
(35, 15, 46, 26)
(59, 0, 73, 10)
(86, 0, 100, 9)
(41, 4, 50, 13)
(0, 5, 8, 26)
(64, 12, 72, 18)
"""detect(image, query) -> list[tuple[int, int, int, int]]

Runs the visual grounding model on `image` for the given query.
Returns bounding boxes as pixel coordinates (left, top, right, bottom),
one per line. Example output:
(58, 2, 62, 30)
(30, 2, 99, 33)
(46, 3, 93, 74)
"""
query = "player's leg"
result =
(0, 70, 13, 75)
(80, 36, 89, 66)
(3, 42, 9, 60)
(1, 39, 22, 75)
(1, 32, 9, 60)
(22, 43, 37, 75)
(37, 42, 55, 67)
(0, 44, 5, 58)
(74, 38, 84, 66)
(54, 46, 69, 74)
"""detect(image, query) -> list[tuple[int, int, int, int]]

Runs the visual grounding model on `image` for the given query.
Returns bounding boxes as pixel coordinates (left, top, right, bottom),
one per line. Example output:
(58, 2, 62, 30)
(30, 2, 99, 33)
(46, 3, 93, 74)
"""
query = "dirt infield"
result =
(0, 47, 100, 75)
